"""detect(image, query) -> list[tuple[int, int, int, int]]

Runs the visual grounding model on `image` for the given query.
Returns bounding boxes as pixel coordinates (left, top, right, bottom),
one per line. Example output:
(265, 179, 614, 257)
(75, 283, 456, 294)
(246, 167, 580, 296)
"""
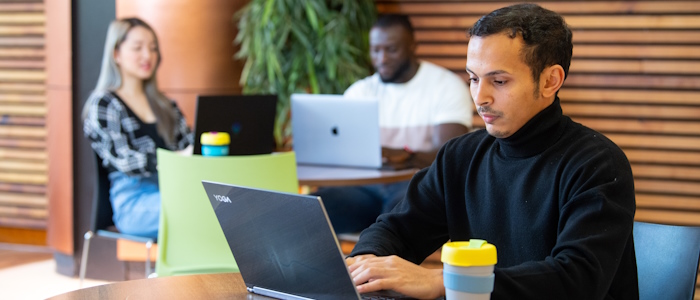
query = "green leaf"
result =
(239, 59, 252, 86)
(304, 2, 320, 33)
(290, 23, 312, 52)
(262, 0, 274, 24)
(306, 52, 319, 94)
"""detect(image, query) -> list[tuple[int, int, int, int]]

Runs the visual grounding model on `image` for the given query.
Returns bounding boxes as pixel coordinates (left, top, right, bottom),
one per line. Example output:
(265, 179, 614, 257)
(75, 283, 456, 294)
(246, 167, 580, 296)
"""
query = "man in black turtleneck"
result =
(344, 4, 638, 300)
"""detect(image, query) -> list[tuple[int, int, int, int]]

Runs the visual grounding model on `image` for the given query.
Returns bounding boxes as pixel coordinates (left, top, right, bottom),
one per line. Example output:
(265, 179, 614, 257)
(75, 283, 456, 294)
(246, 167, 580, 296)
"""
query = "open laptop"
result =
(291, 94, 382, 169)
(193, 95, 277, 155)
(201, 181, 414, 300)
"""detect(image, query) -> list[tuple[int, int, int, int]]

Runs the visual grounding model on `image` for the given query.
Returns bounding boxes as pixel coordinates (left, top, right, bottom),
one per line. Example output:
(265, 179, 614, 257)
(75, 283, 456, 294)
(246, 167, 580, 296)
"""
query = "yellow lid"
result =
(200, 131, 230, 146)
(441, 239, 497, 267)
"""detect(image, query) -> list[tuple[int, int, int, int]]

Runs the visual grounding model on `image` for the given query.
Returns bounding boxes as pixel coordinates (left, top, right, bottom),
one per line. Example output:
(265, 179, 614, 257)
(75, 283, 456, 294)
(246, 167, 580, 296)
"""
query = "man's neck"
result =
(497, 97, 565, 158)
(391, 59, 420, 84)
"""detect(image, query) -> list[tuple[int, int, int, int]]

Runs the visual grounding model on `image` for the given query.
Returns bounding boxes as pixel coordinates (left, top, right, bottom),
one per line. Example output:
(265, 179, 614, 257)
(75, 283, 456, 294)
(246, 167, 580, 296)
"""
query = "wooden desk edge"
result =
(47, 273, 266, 300)
(298, 168, 419, 187)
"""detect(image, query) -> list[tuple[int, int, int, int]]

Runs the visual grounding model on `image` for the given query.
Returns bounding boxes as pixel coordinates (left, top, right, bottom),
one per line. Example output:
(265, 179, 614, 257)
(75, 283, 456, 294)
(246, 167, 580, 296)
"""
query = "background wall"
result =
(48, 0, 117, 276)
(0, 1, 48, 244)
(46, 0, 73, 257)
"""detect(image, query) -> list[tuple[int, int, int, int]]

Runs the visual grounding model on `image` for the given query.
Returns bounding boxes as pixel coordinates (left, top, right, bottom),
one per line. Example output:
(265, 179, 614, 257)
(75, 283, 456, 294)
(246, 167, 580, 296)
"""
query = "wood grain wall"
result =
(376, 1, 700, 297)
(0, 1, 47, 231)
(45, 0, 73, 254)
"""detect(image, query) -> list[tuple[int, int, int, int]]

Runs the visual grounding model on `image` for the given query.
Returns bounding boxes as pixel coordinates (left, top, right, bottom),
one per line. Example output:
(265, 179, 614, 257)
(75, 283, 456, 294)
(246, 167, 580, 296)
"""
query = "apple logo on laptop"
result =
(331, 126, 339, 136)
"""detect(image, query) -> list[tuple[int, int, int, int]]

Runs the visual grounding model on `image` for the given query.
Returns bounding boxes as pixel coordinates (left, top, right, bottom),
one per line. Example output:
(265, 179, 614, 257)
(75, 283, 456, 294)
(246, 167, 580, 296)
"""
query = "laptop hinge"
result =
(250, 286, 314, 300)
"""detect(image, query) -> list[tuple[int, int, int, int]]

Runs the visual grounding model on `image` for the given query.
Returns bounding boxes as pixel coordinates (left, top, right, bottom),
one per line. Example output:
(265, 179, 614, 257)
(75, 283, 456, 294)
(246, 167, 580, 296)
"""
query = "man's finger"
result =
(356, 275, 391, 293)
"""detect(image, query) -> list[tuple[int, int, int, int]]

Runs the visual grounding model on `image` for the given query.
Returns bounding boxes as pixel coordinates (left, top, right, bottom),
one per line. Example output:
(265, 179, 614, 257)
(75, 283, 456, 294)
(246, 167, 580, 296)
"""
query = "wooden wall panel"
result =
(45, 0, 72, 254)
(0, 1, 48, 232)
(377, 1, 700, 296)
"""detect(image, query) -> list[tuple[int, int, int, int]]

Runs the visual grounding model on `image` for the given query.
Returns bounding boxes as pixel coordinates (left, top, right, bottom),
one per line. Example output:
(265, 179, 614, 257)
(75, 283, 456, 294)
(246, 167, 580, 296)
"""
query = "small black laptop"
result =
(201, 181, 415, 300)
(192, 95, 277, 155)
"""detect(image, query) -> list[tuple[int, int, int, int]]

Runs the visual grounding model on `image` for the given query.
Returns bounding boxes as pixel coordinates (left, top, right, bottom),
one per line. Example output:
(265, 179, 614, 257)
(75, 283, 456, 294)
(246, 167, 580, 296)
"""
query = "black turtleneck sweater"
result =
(351, 98, 639, 299)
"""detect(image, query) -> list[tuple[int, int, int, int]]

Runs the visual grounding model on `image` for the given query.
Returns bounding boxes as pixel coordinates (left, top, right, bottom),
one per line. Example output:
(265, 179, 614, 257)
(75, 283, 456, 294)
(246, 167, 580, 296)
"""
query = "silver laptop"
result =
(201, 181, 413, 300)
(291, 94, 381, 168)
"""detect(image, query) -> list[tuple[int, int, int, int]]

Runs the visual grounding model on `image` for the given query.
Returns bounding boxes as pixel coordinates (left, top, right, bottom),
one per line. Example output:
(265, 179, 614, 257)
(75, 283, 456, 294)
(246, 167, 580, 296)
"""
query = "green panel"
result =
(155, 149, 298, 277)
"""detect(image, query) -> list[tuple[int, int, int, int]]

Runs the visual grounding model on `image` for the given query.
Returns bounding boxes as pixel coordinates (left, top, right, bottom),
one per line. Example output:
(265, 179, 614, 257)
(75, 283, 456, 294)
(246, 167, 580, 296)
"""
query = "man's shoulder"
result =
(431, 129, 494, 168)
(344, 73, 380, 97)
(414, 61, 468, 92)
(569, 119, 617, 148)
(419, 60, 451, 73)
(562, 117, 629, 162)
(419, 61, 465, 81)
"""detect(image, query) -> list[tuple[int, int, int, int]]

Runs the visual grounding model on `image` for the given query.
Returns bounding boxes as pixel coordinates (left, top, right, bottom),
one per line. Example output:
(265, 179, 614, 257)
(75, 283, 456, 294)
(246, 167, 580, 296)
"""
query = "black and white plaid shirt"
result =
(84, 91, 192, 178)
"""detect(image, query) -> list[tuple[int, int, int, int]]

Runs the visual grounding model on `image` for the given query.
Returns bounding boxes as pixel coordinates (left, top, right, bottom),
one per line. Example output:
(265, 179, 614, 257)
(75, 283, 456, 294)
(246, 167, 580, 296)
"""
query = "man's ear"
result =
(540, 65, 565, 98)
(408, 37, 418, 56)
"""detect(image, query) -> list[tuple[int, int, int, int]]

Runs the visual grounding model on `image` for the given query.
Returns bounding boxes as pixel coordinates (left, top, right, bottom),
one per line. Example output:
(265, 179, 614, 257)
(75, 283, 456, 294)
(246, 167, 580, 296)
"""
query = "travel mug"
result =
(200, 131, 230, 156)
(441, 239, 497, 300)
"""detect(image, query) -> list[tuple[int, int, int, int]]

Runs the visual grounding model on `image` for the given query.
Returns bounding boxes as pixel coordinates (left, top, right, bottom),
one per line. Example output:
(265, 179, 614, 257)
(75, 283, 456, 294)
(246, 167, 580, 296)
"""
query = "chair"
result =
(154, 149, 298, 277)
(79, 152, 155, 285)
(633, 221, 700, 300)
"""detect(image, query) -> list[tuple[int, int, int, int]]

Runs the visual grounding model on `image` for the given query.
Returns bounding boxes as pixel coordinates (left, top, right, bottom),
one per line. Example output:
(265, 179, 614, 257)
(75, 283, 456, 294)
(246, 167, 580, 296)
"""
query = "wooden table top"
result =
(48, 273, 273, 300)
(296, 164, 419, 187)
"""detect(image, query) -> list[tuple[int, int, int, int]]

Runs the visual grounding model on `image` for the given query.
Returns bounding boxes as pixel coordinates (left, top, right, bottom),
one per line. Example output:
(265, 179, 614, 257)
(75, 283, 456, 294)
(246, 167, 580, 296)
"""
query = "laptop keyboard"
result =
(362, 296, 396, 300)
(362, 291, 443, 300)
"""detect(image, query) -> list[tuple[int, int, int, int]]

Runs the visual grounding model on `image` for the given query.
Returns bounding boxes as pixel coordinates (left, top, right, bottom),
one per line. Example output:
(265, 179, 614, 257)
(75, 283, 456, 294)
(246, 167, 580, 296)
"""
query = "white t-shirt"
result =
(344, 60, 473, 152)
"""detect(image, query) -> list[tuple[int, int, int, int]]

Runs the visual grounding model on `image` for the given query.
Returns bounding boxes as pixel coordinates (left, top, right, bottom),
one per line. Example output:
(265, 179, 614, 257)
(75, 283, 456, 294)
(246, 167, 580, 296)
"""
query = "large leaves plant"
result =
(235, 0, 376, 149)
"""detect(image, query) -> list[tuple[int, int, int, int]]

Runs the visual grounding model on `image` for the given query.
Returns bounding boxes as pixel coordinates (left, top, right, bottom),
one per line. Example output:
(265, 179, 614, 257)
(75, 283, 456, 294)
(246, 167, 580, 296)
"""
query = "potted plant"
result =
(234, 0, 376, 149)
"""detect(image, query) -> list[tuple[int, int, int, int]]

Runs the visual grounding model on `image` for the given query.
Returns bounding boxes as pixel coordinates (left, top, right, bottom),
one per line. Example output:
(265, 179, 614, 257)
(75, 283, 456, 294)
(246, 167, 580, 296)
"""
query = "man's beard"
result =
(379, 58, 412, 83)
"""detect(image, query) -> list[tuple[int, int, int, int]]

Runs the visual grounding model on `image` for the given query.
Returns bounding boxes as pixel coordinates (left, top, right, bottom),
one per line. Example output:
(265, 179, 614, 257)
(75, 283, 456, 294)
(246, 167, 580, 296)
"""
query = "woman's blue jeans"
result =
(108, 172, 160, 239)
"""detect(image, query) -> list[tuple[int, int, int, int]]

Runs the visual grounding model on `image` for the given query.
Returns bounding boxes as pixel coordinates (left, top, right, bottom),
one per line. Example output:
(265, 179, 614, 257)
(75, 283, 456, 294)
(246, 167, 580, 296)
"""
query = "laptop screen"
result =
(291, 94, 381, 169)
(193, 95, 277, 155)
(201, 181, 361, 300)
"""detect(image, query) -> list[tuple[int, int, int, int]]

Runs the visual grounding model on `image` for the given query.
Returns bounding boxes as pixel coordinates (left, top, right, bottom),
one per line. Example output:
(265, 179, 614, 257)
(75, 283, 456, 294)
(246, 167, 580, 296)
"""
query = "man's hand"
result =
(382, 147, 412, 164)
(382, 147, 437, 170)
(346, 254, 444, 299)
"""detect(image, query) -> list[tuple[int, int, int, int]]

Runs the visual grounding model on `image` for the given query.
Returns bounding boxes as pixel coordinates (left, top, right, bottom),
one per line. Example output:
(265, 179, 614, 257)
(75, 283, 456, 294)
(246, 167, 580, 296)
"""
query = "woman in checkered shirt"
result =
(82, 18, 192, 239)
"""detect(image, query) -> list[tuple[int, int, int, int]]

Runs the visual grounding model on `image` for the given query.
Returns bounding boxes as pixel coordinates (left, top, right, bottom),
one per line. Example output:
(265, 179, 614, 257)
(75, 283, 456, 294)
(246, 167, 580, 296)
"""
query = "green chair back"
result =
(155, 149, 298, 277)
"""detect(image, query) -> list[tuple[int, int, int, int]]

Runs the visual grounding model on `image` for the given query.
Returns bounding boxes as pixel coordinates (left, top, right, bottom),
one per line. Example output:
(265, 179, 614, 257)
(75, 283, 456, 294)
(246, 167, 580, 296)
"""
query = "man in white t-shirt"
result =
(317, 14, 473, 234)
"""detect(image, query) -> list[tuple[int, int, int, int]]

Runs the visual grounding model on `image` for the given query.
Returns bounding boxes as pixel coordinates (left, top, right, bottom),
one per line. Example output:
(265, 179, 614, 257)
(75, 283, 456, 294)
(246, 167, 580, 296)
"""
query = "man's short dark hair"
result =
(374, 14, 414, 36)
(468, 3, 573, 82)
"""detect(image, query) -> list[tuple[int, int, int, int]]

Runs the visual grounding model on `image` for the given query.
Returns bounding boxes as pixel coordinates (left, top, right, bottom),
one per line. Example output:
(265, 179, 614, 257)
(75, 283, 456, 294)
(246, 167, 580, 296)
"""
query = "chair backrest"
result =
(91, 152, 115, 232)
(634, 221, 700, 300)
(155, 149, 298, 277)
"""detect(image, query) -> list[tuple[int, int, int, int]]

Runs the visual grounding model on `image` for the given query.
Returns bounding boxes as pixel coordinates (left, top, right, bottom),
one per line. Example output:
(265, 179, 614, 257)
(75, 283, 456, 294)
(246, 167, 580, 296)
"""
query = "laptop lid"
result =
(193, 95, 277, 155)
(291, 94, 381, 168)
(201, 181, 361, 300)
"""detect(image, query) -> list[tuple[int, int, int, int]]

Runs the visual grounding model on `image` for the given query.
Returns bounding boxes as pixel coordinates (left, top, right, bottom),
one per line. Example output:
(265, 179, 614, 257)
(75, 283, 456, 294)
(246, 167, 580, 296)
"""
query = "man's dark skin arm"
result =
(383, 123, 469, 169)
